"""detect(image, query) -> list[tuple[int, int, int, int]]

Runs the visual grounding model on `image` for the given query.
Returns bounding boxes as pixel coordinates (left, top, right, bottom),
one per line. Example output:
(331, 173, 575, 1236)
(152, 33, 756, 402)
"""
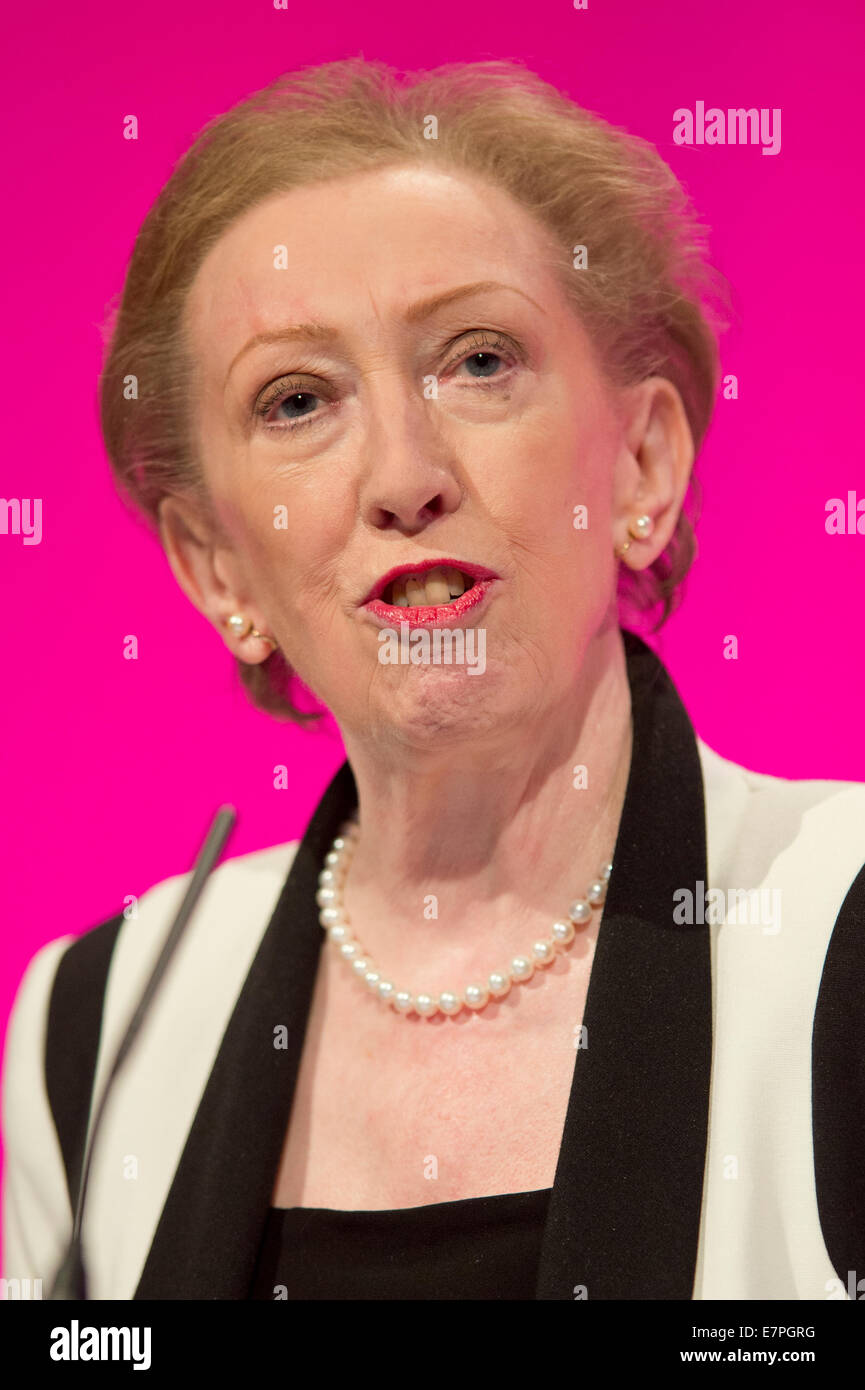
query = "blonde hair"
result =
(98, 57, 729, 720)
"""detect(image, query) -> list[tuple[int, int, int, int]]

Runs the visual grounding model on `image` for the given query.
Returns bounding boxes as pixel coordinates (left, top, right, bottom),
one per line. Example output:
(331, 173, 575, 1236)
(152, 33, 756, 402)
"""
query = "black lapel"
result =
(46, 912, 126, 1213)
(534, 631, 712, 1299)
(134, 759, 359, 1299)
(812, 861, 865, 1290)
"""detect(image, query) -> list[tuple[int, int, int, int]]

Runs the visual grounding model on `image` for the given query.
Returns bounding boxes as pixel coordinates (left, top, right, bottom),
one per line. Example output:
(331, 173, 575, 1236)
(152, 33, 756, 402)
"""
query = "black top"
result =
(247, 1189, 553, 1300)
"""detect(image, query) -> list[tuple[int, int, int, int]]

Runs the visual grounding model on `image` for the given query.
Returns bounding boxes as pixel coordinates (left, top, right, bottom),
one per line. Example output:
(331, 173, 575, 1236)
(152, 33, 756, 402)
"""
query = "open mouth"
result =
(359, 558, 500, 626)
(383, 566, 476, 608)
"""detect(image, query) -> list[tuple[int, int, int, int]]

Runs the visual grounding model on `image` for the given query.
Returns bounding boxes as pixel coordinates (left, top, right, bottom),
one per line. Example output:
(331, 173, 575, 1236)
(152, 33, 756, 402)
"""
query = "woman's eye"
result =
(459, 351, 506, 379)
(275, 391, 320, 420)
(255, 386, 323, 430)
(444, 332, 520, 383)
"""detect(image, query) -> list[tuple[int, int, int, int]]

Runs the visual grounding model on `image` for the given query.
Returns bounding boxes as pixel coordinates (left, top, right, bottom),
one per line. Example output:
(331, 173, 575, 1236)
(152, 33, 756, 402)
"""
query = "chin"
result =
(365, 662, 529, 750)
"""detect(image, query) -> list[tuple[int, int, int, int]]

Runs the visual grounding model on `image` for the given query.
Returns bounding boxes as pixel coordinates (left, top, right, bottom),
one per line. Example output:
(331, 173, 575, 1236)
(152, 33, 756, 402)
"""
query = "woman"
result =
(3, 58, 864, 1303)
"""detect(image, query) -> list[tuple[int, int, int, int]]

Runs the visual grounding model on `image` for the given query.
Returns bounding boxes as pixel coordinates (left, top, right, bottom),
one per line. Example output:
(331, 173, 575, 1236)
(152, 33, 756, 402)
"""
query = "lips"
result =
(360, 557, 500, 628)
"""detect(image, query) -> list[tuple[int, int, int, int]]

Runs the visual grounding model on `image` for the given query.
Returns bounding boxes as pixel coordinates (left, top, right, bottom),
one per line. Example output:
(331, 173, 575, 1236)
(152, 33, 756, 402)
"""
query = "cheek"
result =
(497, 405, 616, 557)
(215, 463, 341, 596)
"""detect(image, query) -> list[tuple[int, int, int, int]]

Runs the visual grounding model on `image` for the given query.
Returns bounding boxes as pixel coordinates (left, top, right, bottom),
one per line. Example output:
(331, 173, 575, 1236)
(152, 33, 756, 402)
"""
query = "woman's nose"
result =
(357, 386, 464, 533)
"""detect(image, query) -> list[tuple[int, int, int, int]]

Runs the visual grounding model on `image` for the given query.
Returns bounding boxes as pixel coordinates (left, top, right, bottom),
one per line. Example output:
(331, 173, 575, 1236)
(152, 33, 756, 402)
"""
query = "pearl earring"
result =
(225, 613, 279, 651)
(616, 513, 654, 559)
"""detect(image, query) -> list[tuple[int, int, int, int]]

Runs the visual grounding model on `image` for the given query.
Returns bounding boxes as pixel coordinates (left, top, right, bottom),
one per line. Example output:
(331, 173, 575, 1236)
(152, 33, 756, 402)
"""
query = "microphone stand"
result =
(48, 805, 237, 1299)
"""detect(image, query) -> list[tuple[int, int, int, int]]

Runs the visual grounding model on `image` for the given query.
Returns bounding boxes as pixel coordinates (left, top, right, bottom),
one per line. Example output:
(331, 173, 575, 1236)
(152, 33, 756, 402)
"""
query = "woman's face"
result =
(178, 164, 669, 748)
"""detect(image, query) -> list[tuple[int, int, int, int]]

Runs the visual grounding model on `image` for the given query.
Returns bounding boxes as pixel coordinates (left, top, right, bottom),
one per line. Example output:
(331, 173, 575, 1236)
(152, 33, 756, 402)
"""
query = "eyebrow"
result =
(225, 280, 546, 381)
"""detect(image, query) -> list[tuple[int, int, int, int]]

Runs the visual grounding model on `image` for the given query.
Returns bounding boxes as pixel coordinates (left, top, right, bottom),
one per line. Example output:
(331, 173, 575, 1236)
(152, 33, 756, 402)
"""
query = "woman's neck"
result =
(335, 626, 634, 972)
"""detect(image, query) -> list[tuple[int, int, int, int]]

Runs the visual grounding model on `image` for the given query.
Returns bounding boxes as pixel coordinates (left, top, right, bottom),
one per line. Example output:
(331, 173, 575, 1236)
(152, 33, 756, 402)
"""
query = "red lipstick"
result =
(360, 557, 500, 628)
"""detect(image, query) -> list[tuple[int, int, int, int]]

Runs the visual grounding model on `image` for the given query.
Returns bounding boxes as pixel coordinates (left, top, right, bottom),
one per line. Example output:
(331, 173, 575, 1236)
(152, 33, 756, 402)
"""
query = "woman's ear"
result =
(613, 377, 695, 569)
(157, 495, 274, 661)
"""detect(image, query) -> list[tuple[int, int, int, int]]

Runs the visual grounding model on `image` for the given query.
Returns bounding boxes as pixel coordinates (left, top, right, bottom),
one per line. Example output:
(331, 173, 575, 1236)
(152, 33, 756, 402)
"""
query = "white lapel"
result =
(81, 842, 298, 1300)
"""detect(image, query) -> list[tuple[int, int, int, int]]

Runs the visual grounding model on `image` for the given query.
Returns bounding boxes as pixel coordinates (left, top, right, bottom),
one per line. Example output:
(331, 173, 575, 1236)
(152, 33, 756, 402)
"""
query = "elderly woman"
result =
(3, 58, 864, 1304)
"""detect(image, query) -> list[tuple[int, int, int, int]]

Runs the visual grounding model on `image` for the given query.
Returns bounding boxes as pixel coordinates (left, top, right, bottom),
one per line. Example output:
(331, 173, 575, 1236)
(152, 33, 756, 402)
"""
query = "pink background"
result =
(2, 0, 863, 1236)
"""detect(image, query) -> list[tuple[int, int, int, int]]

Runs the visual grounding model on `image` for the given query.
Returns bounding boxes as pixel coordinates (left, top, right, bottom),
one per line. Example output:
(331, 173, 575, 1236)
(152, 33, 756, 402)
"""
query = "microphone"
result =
(48, 805, 238, 1299)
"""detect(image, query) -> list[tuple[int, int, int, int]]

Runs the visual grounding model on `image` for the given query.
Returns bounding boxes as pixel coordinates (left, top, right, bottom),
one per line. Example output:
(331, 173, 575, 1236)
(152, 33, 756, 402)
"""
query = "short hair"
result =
(98, 57, 730, 721)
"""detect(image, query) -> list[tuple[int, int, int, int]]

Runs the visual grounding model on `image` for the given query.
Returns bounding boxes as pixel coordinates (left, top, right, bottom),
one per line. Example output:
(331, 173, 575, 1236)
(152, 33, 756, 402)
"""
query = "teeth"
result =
(404, 576, 427, 607)
(443, 567, 465, 598)
(422, 568, 451, 604)
(384, 566, 473, 607)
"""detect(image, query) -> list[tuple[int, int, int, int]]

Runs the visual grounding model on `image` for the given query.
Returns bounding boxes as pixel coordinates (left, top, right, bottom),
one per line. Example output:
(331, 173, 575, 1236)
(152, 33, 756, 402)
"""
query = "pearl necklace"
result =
(316, 818, 613, 1017)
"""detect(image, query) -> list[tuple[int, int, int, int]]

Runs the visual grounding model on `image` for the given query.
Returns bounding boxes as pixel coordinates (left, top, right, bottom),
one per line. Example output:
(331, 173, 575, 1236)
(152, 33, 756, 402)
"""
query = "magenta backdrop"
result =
(2, 0, 863, 1234)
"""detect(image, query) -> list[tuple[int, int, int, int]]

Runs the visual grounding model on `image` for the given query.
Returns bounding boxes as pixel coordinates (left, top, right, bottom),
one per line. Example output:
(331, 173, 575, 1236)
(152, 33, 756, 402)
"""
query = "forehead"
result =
(183, 165, 570, 363)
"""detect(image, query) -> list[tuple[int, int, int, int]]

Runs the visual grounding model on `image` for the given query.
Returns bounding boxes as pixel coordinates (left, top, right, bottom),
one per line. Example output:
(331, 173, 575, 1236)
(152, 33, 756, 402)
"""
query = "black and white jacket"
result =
(3, 633, 865, 1300)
